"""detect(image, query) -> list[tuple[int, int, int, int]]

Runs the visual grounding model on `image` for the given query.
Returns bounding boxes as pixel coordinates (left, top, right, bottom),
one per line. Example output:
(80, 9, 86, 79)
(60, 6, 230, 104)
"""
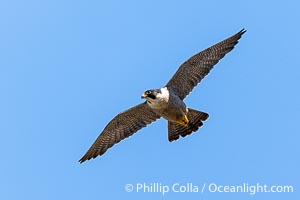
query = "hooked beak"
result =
(141, 93, 147, 99)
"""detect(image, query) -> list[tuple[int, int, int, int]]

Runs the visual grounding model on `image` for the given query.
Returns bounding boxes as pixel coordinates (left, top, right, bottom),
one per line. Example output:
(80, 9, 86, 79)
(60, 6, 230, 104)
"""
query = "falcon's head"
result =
(141, 87, 170, 105)
(141, 89, 160, 101)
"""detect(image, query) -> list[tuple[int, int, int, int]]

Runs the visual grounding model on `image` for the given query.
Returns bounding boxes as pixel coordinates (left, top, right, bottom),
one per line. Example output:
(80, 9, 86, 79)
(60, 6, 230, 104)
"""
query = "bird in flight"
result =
(79, 29, 246, 163)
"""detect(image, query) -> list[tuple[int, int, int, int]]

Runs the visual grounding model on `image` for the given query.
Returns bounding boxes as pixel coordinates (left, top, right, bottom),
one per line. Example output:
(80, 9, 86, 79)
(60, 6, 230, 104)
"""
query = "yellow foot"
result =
(178, 115, 189, 126)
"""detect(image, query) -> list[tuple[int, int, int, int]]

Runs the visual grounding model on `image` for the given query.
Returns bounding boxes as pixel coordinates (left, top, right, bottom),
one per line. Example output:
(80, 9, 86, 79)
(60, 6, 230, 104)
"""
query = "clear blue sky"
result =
(1, 0, 299, 199)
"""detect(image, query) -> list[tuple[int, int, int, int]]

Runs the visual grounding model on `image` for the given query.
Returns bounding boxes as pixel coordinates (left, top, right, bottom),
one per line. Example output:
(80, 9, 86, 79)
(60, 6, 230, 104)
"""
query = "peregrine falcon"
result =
(79, 29, 246, 163)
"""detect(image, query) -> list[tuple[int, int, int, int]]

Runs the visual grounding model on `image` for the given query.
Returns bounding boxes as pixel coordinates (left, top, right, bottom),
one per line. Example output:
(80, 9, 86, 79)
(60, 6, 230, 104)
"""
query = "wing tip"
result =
(78, 149, 106, 164)
(78, 154, 90, 164)
(240, 28, 247, 33)
(236, 28, 247, 38)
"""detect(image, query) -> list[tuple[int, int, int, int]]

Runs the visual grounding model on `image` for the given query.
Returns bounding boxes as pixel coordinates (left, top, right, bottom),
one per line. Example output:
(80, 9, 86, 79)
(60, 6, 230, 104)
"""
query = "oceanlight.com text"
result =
(124, 182, 294, 195)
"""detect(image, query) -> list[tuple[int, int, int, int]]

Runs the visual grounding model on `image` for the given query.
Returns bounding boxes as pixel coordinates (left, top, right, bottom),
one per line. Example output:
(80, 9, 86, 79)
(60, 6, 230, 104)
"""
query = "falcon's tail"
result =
(168, 108, 209, 142)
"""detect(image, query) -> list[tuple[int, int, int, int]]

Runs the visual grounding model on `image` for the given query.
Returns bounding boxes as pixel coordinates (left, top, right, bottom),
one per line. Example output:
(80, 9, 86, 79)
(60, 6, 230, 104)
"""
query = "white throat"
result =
(157, 87, 170, 102)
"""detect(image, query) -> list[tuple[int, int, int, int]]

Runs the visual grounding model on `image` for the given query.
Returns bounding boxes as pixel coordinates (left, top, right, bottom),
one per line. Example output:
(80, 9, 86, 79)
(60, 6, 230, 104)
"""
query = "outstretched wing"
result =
(166, 29, 246, 100)
(79, 102, 160, 163)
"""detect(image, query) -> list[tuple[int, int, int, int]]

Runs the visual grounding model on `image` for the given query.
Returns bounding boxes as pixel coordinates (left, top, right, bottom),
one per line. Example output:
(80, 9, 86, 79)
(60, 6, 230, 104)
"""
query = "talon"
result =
(178, 115, 189, 126)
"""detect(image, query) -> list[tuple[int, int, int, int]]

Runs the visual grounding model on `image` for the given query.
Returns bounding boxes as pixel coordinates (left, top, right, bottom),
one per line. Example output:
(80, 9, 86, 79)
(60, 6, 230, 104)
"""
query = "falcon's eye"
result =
(145, 91, 151, 95)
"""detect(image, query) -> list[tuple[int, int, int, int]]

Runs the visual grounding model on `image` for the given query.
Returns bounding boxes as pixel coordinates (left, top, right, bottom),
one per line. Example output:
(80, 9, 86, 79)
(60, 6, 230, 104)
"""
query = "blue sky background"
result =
(1, 0, 299, 199)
